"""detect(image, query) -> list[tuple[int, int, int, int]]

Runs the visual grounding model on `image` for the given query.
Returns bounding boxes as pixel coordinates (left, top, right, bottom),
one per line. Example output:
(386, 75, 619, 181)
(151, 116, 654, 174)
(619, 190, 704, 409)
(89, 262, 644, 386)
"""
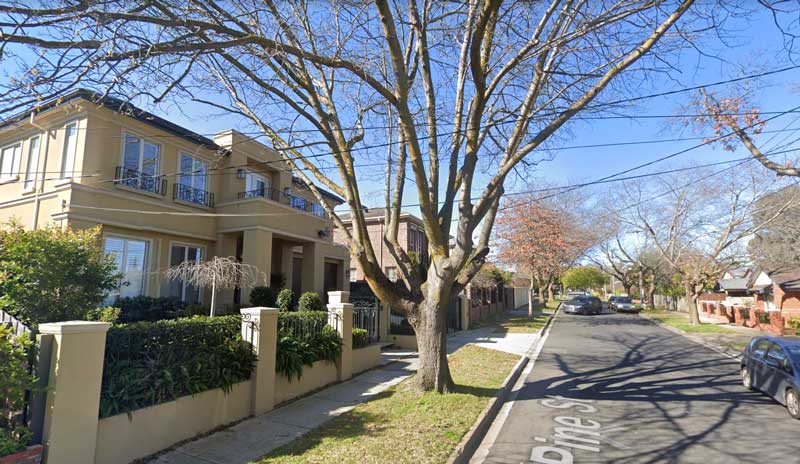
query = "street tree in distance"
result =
(3, 1, 792, 392)
(628, 165, 800, 324)
(562, 267, 609, 293)
(496, 195, 590, 315)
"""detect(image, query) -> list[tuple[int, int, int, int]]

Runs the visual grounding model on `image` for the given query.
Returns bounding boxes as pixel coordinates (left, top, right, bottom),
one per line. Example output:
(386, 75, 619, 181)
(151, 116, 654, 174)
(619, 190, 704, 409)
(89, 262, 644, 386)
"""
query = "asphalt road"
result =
(478, 311, 800, 464)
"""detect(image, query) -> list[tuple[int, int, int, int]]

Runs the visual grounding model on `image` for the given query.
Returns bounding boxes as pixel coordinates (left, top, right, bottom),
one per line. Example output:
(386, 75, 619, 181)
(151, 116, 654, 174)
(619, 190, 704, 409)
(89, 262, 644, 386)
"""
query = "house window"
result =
(104, 237, 148, 303)
(409, 227, 416, 251)
(0, 142, 21, 182)
(60, 122, 78, 178)
(245, 171, 270, 197)
(177, 153, 209, 204)
(168, 244, 202, 303)
(23, 136, 40, 190)
(122, 132, 160, 187)
(385, 266, 397, 282)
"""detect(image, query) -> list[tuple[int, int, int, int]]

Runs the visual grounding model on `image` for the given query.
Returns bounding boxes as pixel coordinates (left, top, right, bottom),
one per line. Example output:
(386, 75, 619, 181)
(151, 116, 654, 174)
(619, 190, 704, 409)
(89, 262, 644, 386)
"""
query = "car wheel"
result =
(741, 366, 754, 391)
(786, 388, 800, 420)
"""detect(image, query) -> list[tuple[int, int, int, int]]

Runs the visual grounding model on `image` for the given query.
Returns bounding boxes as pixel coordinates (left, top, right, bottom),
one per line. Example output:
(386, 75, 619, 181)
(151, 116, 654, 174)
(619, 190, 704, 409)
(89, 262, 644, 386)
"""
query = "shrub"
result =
(352, 328, 370, 349)
(100, 315, 256, 418)
(277, 288, 297, 311)
(298, 292, 324, 312)
(0, 222, 118, 326)
(116, 296, 187, 322)
(756, 311, 771, 325)
(276, 326, 342, 381)
(0, 326, 37, 457)
(250, 286, 278, 307)
(86, 306, 122, 323)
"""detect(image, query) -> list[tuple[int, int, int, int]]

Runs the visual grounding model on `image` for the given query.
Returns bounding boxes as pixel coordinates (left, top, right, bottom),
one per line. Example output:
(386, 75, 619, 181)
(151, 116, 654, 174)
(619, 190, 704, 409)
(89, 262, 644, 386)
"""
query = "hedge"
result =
(276, 311, 341, 380)
(352, 328, 369, 349)
(99, 315, 256, 418)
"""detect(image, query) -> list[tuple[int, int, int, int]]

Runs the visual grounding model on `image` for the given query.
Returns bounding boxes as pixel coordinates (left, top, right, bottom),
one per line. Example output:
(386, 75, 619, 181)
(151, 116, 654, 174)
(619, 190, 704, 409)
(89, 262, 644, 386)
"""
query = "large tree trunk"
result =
(623, 284, 632, 296)
(412, 295, 454, 393)
(686, 283, 701, 324)
(547, 282, 555, 303)
(538, 285, 547, 305)
(647, 282, 656, 310)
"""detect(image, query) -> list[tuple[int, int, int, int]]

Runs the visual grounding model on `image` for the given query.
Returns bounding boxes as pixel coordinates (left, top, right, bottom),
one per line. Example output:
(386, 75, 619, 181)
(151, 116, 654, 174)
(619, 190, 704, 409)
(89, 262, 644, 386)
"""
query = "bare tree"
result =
(165, 257, 261, 317)
(0, 0, 763, 391)
(628, 165, 800, 323)
(748, 185, 800, 272)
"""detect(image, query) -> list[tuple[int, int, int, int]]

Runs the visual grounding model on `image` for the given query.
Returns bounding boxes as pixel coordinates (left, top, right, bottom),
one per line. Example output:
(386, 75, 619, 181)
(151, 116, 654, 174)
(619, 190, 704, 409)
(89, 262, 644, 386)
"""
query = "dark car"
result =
(560, 296, 602, 315)
(610, 296, 640, 313)
(741, 336, 800, 419)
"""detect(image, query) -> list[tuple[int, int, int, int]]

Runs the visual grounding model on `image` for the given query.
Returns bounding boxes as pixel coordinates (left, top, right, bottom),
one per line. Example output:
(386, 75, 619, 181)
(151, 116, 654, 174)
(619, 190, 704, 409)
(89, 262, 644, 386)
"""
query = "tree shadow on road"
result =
(511, 317, 791, 464)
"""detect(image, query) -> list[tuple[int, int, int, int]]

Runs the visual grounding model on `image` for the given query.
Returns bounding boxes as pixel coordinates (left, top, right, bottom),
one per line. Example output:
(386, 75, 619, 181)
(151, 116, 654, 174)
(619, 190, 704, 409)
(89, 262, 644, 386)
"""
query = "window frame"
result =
(60, 120, 80, 179)
(0, 140, 21, 183)
(178, 152, 209, 191)
(120, 130, 162, 177)
(168, 241, 205, 304)
(23, 134, 42, 192)
(103, 235, 151, 303)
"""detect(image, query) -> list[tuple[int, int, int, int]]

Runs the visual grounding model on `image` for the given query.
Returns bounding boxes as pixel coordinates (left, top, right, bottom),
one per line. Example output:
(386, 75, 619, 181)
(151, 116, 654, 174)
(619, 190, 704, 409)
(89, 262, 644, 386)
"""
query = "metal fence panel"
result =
(352, 297, 381, 343)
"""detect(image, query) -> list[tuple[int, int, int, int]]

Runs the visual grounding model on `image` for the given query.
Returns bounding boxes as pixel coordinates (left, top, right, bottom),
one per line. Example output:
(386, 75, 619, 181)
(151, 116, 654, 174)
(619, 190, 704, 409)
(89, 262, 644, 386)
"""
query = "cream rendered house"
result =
(0, 90, 349, 309)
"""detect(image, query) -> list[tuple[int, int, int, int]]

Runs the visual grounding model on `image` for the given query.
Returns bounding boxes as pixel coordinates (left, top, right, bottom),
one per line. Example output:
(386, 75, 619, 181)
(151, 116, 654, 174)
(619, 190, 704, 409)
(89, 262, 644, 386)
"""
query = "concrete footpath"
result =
(151, 311, 541, 464)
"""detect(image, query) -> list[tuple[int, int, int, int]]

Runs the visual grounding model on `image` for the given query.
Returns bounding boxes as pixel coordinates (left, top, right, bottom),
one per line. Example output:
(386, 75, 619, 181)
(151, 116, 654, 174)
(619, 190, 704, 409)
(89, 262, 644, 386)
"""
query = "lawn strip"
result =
(257, 345, 519, 464)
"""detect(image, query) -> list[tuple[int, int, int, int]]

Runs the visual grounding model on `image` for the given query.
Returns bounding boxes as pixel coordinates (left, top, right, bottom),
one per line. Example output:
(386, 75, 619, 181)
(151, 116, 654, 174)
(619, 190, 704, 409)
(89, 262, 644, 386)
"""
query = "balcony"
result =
(114, 166, 167, 196)
(285, 192, 327, 218)
(174, 183, 215, 208)
(237, 187, 280, 202)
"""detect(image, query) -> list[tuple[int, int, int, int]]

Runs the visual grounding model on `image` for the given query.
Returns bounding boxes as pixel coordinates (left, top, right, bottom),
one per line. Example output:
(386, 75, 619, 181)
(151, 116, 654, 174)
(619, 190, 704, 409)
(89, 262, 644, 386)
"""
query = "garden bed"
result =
(256, 345, 518, 464)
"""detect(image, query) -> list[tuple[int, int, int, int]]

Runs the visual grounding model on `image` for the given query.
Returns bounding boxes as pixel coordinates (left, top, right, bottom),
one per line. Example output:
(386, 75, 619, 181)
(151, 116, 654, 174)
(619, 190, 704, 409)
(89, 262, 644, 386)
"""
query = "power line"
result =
(5, 125, 799, 182)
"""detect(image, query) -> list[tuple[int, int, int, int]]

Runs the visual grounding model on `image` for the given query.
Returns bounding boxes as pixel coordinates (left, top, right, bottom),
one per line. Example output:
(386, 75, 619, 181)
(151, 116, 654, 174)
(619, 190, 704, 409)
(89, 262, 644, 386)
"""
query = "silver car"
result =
(611, 296, 640, 313)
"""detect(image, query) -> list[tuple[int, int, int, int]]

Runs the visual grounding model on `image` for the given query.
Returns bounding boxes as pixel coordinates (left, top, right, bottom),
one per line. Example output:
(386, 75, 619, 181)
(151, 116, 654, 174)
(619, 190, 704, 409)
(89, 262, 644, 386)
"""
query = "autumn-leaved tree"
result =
(495, 196, 589, 315)
(0, 0, 748, 391)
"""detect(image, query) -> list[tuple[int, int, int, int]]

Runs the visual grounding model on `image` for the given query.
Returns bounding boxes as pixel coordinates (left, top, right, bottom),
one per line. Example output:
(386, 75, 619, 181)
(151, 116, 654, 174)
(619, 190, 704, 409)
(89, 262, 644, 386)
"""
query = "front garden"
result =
(0, 221, 364, 459)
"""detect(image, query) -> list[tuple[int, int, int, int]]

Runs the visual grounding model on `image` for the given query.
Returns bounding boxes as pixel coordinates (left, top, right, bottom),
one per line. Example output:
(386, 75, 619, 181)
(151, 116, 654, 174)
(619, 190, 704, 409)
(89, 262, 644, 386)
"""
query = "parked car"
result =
(560, 296, 602, 315)
(741, 336, 800, 419)
(610, 296, 640, 313)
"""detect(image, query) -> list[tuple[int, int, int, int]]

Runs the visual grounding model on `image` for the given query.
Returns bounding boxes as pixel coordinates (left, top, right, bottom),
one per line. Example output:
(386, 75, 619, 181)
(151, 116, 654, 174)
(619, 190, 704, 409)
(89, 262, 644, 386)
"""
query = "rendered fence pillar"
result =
(38, 321, 111, 464)
(241, 307, 278, 415)
(328, 291, 353, 381)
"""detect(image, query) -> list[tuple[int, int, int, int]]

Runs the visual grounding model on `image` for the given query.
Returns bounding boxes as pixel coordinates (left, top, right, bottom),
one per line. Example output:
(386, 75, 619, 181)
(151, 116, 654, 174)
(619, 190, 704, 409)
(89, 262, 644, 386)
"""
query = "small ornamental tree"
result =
(0, 221, 118, 326)
(165, 257, 261, 316)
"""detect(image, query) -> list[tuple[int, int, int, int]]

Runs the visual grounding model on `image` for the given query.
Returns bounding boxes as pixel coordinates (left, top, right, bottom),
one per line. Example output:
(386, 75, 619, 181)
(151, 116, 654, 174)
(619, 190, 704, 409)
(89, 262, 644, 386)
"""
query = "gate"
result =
(447, 297, 462, 333)
(352, 297, 382, 343)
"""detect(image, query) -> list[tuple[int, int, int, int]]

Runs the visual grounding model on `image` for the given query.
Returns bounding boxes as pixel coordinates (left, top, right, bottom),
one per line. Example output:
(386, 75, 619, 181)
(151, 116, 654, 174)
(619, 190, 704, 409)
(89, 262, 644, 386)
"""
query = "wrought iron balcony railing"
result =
(237, 187, 280, 201)
(114, 166, 167, 195)
(174, 183, 215, 207)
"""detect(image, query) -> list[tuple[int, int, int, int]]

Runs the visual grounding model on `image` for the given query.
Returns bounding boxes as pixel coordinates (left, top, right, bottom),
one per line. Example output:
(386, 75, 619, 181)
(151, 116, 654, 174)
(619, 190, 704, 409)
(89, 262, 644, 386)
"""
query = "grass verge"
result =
(645, 310, 736, 334)
(494, 314, 550, 333)
(257, 345, 519, 464)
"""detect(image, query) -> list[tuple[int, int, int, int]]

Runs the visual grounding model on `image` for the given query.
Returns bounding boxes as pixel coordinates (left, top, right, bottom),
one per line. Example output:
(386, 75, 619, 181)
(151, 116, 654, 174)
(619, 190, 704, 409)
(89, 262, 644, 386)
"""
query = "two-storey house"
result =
(0, 90, 349, 309)
(334, 208, 428, 282)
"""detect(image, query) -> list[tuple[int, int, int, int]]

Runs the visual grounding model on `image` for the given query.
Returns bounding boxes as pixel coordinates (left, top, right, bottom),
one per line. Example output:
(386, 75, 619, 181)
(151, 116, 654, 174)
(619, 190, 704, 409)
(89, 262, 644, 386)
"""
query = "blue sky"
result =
(144, 7, 800, 220)
(6, 6, 792, 220)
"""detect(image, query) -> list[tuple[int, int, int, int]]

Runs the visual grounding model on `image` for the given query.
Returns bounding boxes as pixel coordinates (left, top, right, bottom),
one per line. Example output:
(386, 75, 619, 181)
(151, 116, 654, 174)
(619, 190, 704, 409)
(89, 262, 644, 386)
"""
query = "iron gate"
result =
(351, 297, 382, 343)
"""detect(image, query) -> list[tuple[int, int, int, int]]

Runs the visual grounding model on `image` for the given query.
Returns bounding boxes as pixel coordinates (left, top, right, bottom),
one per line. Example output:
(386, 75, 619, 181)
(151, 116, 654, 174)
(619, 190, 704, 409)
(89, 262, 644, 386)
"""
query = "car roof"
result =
(754, 335, 800, 348)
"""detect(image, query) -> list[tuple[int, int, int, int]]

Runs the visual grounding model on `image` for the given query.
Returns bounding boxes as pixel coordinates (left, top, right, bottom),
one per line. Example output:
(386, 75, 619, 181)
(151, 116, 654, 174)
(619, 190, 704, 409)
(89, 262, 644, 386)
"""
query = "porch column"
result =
(214, 233, 238, 311)
(242, 229, 273, 303)
(280, 243, 295, 291)
(301, 242, 324, 296)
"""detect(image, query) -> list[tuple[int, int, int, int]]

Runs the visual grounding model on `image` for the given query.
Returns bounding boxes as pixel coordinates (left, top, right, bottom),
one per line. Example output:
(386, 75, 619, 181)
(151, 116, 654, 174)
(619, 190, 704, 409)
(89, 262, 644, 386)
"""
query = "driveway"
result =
(475, 312, 799, 464)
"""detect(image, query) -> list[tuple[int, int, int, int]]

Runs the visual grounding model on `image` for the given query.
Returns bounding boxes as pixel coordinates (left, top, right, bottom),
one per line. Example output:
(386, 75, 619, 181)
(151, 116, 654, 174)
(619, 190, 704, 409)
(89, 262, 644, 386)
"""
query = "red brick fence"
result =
(698, 298, 789, 335)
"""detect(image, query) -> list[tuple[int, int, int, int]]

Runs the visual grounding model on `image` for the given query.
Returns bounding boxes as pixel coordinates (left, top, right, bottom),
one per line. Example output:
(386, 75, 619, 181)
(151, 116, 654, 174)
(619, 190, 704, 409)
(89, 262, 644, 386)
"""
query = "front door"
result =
(751, 338, 771, 389)
(764, 343, 793, 400)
